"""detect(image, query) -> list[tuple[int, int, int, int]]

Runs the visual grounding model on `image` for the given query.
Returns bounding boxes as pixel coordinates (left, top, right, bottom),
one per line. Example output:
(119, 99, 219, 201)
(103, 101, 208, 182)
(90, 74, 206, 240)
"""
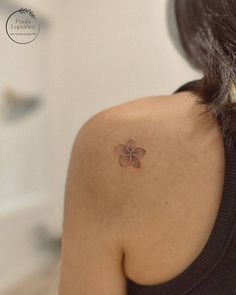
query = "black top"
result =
(127, 80, 236, 295)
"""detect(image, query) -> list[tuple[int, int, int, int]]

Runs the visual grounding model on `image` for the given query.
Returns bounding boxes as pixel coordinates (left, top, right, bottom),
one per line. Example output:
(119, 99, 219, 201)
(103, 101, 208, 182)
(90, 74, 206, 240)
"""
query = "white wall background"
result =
(0, 1, 55, 291)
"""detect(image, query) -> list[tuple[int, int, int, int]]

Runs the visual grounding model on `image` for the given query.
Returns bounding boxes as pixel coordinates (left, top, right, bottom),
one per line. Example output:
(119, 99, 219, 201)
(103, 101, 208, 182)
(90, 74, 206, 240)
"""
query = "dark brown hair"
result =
(175, 0, 236, 149)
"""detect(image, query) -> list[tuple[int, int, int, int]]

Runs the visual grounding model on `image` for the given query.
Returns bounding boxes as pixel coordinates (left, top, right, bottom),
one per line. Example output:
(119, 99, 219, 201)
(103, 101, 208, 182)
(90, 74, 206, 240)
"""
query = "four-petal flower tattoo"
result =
(114, 139, 146, 168)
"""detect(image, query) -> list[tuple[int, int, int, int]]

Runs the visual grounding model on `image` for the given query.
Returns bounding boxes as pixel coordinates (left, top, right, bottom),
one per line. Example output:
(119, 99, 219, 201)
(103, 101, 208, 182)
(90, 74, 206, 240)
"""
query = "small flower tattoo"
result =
(114, 139, 146, 168)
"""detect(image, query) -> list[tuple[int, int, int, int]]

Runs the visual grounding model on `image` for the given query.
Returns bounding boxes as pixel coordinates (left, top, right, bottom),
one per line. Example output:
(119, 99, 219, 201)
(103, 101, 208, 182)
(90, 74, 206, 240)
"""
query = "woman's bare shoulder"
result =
(80, 91, 199, 134)
(73, 90, 212, 188)
(89, 91, 199, 122)
(71, 91, 210, 217)
(65, 90, 221, 269)
(77, 90, 209, 158)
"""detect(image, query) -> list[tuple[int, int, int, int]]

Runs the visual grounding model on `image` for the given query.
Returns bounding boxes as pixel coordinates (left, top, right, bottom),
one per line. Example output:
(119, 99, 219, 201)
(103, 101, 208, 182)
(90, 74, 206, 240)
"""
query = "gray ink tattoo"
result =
(114, 139, 146, 168)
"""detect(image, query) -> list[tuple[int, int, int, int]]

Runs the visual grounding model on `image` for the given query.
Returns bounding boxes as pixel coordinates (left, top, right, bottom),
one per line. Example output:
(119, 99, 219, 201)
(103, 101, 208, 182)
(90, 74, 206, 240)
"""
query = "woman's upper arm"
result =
(59, 113, 128, 295)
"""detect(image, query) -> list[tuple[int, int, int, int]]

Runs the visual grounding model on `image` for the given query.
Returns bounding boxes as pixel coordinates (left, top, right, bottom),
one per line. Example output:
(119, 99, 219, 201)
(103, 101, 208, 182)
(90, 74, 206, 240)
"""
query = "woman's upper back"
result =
(60, 81, 236, 295)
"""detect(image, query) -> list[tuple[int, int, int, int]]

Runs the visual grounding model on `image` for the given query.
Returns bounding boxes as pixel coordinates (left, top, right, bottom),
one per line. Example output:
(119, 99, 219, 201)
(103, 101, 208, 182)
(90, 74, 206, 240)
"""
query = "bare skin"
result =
(59, 90, 225, 294)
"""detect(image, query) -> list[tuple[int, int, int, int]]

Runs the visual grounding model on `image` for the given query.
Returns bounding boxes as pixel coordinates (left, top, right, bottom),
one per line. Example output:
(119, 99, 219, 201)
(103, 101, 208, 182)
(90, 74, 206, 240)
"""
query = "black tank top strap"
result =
(173, 79, 201, 94)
